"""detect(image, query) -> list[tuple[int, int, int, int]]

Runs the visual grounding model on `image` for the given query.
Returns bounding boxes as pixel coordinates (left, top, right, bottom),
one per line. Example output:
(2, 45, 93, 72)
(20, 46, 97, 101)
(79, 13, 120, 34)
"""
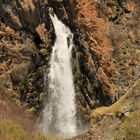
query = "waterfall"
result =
(39, 14, 77, 137)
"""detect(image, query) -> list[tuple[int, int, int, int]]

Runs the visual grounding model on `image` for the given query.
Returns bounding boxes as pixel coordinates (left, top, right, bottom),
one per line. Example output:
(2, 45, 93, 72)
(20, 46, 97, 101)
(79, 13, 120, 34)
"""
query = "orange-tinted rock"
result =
(35, 23, 48, 43)
(65, 0, 118, 100)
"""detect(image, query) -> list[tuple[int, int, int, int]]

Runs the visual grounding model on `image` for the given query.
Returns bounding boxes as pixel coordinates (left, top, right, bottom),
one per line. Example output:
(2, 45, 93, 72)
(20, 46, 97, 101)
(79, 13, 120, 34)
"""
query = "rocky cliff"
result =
(0, 0, 140, 139)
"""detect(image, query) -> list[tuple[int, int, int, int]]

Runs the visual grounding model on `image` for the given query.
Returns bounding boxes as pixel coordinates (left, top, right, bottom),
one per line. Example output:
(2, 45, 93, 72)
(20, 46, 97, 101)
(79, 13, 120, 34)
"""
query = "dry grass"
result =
(0, 118, 26, 140)
(0, 118, 46, 140)
(114, 99, 140, 140)
(0, 118, 62, 140)
(90, 77, 140, 140)
(0, 93, 62, 140)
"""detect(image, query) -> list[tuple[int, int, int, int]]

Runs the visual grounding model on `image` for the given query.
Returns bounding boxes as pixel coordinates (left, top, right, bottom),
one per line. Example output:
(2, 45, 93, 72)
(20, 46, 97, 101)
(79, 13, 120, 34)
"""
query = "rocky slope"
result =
(71, 77, 140, 140)
(0, 0, 140, 139)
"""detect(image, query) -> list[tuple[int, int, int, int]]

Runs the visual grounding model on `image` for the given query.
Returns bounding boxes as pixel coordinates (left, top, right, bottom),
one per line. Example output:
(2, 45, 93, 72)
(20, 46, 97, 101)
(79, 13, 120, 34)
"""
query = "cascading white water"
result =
(39, 14, 77, 137)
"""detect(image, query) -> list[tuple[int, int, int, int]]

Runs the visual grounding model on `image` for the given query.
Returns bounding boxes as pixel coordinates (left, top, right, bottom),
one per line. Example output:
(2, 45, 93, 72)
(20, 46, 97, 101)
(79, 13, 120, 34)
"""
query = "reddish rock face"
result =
(65, 0, 118, 103)
(65, 0, 140, 104)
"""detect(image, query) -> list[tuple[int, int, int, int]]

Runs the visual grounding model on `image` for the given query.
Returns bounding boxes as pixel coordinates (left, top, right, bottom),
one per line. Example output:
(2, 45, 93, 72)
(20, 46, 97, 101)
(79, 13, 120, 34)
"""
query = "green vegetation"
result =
(122, 43, 131, 55)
